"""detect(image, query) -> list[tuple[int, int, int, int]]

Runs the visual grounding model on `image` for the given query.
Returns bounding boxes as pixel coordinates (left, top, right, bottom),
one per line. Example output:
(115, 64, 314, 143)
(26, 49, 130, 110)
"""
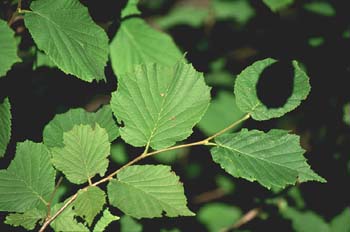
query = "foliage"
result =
(1, 0, 344, 231)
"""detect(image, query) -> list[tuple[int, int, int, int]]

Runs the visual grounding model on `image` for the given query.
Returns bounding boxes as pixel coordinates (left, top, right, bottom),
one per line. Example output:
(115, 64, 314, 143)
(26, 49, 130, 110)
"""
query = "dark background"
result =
(0, 0, 349, 231)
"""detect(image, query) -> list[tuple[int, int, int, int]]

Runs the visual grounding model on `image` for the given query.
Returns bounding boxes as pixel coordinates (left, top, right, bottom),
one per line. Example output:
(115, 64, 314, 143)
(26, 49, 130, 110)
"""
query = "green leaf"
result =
(282, 207, 330, 232)
(73, 186, 106, 226)
(304, 1, 336, 17)
(330, 208, 350, 232)
(0, 141, 55, 212)
(120, 215, 143, 232)
(0, 98, 11, 158)
(5, 208, 46, 230)
(111, 62, 211, 150)
(210, 129, 325, 189)
(35, 51, 57, 69)
(198, 203, 242, 232)
(111, 143, 128, 165)
(51, 124, 110, 184)
(51, 203, 88, 232)
(93, 208, 119, 232)
(0, 19, 21, 77)
(308, 37, 325, 47)
(215, 175, 235, 194)
(121, 0, 141, 18)
(234, 58, 311, 121)
(43, 105, 118, 148)
(155, 6, 209, 29)
(213, 0, 255, 23)
(161, 229, 181, 232)
(110, 18, 182, 76)
(262, 0, 294, 12)
(198, 91, 245, 135)
(107, 165, 194, 219)
(24, 0, 109, 82)
(343, 103, 350, 126)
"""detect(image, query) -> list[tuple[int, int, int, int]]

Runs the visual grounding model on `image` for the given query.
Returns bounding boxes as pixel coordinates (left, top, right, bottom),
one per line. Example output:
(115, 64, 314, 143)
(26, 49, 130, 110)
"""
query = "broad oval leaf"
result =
(24, 0, 109, 82)
(0, 141, 55, 212)
(0, 19, 21, 77)
(43, 105, 119, 148)
(51, 124, 110, 184)
(234, 58, 310, 121)
(0, 98, 11, 158)
(110, 18, 182, 76)
(111, 62, 211, 150)
(107, 165, 194, 219)
(211, 129, 325, 189)
(73, 186, 106, 226)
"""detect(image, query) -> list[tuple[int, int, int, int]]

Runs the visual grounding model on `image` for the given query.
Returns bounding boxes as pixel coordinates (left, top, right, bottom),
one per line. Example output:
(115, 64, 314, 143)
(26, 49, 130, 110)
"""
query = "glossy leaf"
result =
(108, 165, 194, 218)
(111, 62, 211, 150)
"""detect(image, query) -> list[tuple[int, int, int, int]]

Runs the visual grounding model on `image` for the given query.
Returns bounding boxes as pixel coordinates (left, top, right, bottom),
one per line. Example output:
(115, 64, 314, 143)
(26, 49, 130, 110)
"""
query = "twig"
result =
(46, 177, 63, 219)
(8, 0, 22, 26)
(193, 188, 226, 204)
(38, 113, 250, 232)
(221, 208, 261, 232)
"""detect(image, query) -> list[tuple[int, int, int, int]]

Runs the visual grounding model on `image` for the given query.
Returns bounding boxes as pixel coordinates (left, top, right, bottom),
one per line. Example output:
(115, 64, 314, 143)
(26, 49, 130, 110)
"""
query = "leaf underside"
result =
(24, 0, 109, 82)
(0, 141, 55, 212)
(211, 129, 325, 189)
(234, 58, 311, 121)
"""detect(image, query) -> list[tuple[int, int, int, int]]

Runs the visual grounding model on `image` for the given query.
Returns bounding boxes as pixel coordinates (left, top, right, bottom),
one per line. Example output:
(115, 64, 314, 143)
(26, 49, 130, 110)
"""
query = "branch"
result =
(221, 207, 261, 232)
(193, 188, 226, 204)
(38, 113, 250, 232)
(8, 0, 22, 26)
(46, 177, 63, 219)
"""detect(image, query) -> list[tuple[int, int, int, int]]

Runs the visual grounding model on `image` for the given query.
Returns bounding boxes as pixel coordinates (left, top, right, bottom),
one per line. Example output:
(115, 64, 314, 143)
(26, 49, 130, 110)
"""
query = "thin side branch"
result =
(46, 177, 63, 218)
(38, 113, 250, 232)
(221, 208, 261, 232)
